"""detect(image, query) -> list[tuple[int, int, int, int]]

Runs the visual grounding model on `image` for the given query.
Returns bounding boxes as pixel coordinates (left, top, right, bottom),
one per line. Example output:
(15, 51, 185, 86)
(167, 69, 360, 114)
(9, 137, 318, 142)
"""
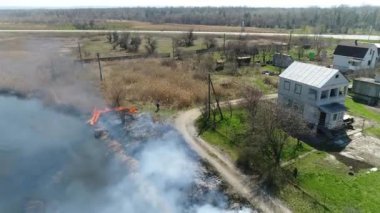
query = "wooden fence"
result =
(77, 52, 171, 63)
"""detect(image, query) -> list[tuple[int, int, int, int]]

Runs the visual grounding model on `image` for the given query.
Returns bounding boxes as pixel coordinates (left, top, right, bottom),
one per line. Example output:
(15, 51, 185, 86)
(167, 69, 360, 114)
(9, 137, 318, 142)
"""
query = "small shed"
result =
(273, 53, 294, 68)
(215, 59, 225, 71)
(236, 56, 251, 67)
(352, 73, 380, 106)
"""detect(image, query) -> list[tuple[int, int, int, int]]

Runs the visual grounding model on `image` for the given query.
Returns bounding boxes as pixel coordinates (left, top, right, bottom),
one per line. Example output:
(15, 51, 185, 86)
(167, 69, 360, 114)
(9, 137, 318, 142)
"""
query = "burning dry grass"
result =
(102, 59, 208, 109)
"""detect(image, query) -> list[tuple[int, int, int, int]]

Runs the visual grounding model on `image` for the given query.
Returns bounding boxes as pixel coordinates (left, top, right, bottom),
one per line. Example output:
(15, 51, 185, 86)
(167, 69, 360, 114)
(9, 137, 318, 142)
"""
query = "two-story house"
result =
(278, 62, 349, 131)
(333, 41, 378, 72)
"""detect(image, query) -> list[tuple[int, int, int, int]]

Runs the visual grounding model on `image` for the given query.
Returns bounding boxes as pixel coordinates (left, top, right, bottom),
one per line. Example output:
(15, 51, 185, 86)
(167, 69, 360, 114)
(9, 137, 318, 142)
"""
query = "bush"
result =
(263, 76, 278, 88)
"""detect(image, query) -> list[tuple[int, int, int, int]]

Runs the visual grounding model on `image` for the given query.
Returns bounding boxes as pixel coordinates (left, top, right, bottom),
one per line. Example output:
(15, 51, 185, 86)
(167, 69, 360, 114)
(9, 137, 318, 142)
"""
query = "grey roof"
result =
(280, 61, 340, 88)
(319, 103, 347, 113)
(355, 77, 380, 86)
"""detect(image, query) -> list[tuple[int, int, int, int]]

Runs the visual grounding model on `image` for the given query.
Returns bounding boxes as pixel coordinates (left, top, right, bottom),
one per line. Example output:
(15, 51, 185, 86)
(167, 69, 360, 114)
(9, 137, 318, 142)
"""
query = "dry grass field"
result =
(101, 59, 210, 109)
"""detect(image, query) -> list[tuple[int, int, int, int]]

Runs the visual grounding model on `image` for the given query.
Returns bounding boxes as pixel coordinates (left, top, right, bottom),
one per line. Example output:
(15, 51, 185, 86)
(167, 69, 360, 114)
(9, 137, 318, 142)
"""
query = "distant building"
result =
(278, 62, 349, 130)
(273, 53, 294, 68)
(333, 41, 378, 72)
(236, 56, 251, 67)
(352, 73, 380, 106)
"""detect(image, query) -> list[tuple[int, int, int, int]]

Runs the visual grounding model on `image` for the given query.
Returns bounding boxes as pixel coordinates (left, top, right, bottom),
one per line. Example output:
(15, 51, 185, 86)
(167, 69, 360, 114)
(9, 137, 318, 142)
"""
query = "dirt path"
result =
(173, 94, 291, 213)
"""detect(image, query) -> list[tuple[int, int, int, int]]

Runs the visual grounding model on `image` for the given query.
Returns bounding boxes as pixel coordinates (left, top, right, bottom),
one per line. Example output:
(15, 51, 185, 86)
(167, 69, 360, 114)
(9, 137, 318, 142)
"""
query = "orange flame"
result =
(88, 106, 138, 126)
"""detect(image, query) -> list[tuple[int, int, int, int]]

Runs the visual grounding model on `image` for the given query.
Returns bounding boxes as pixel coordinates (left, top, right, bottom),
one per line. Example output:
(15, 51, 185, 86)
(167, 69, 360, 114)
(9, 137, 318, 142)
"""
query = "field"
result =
(100, 59, 208, 110)
(79, 34, 206, 58)
(281, 151, 380, 212)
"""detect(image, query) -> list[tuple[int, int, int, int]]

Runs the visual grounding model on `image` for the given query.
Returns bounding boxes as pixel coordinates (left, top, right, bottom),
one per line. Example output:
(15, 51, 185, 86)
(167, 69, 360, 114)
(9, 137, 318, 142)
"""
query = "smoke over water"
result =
(0, 95, 254, 213)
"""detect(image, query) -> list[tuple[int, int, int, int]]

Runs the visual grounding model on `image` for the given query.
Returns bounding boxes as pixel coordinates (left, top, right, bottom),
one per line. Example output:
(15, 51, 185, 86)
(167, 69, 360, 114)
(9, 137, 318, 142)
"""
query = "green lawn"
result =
(365, 127, 380, 138)
(282, 151, 380, 212)
(197, 107, 312, 162)
(345, 97, 380, 123)
(198, 107, 248, 161)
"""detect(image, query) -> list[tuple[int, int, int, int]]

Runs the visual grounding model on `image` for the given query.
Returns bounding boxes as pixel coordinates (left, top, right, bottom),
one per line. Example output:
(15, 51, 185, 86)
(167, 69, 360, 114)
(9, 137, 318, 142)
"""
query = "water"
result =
(0, 96, 254, 213)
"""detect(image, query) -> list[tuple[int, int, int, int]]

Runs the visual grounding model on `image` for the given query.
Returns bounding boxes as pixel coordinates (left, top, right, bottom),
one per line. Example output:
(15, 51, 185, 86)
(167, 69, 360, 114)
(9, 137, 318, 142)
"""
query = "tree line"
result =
(1, 6, 380, 33)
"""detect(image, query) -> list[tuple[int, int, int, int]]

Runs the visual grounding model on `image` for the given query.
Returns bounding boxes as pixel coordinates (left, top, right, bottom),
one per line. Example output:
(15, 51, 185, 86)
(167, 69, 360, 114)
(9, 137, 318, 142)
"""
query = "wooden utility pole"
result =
(287, 30, 293, 53)
(208, 73, 211, 119)
(172, 38, 175, 58)
(368, 26, 373, 41)
(78, 42, 82, 60)
(207, 73, 223, 121)
(223, 34, 226, 56)
(209, 74, 223, 120)
(96, 53, 103, 81)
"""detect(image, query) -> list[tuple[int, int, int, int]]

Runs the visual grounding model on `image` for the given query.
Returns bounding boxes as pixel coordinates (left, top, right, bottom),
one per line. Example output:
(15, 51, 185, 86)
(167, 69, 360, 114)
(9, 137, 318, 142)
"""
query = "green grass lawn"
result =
(365, 127, 380, 138)
(282, 151, 380, 212)
(198, 107, 248, 161)
(197, 107, 312, 162)
(345, 97, 380, 123)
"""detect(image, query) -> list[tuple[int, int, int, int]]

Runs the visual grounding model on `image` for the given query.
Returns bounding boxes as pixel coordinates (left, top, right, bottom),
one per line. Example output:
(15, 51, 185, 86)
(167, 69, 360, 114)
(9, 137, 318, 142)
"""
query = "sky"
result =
(1, 0, 380, 8)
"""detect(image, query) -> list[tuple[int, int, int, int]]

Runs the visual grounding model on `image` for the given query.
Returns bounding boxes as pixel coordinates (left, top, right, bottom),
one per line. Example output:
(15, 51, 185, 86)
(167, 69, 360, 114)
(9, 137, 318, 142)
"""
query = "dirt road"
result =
(173, 94, 291, 213)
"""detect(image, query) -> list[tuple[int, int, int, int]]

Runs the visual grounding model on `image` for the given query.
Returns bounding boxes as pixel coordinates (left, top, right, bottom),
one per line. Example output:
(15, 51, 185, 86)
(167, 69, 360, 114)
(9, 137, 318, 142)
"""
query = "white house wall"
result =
(333, 55, 351, 70)
(333, 45, 378, 71)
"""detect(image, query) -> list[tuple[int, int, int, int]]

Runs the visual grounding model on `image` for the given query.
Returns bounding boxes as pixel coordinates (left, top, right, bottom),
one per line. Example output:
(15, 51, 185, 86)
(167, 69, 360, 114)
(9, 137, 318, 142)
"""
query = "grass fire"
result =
(0, 36, 254, 212)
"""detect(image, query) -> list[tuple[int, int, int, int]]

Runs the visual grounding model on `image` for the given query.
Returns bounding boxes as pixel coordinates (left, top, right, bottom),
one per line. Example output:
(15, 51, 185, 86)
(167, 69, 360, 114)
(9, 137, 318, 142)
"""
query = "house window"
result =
(349, 60, 359, 66)
(330, 88, 337, 97)
(294, 84, 302, 95)
(284, 81, 290, 91)
(308, 88, 317, 100)
(321, 90, 329, 99)
(368, 60, 372, 66)
(333, 114, 337, 121)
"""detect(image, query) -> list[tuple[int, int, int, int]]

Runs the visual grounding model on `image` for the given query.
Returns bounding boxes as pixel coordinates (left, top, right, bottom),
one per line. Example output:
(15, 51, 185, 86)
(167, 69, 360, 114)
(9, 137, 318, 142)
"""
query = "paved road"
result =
(1, 29, 379, 40)
(173, 94, 291, 213)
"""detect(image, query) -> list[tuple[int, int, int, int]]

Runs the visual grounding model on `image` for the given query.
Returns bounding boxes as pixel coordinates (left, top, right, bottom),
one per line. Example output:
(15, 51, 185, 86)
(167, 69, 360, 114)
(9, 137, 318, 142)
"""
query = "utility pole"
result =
(368, 26, 373, 41)
(223, 34, 226, 57)
(96, 53, 103, 81)
(210, 74, 223, 120)
(287, 30, 293, 53)
(208, 73, 211, 119)
(78, 42, 82, 60)
(172, 38, 175, 58)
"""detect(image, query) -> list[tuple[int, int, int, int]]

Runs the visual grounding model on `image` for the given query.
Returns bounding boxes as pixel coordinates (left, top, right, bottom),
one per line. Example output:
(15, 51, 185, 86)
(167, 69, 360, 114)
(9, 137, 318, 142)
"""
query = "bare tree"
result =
(238, 100, 311, 191)
(112, 31, 119, 44)
(106, 32, 112, 43)
(118, 33, 131, 51)
(241, 86, 263, 123)
(106, 81, 125, 107)
(128, 35, 142, 52)
(183, 29, 196, 47)
(145, 36, 157, 55)
(203, 35, 217, 49)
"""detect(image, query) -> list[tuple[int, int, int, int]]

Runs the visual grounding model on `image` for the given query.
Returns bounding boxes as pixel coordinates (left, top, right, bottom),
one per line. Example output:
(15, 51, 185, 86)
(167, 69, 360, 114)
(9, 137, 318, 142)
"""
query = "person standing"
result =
(155, 100, 160, 113)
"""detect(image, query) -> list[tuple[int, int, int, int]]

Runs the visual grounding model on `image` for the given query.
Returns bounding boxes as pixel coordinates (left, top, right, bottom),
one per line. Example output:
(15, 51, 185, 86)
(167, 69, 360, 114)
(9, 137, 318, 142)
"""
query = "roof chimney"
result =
(355, 40, 358, 46)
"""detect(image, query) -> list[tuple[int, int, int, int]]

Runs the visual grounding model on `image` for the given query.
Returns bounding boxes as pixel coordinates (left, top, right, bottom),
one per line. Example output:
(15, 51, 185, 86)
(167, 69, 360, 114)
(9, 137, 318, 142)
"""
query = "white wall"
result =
(333, 45, 378, 71)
